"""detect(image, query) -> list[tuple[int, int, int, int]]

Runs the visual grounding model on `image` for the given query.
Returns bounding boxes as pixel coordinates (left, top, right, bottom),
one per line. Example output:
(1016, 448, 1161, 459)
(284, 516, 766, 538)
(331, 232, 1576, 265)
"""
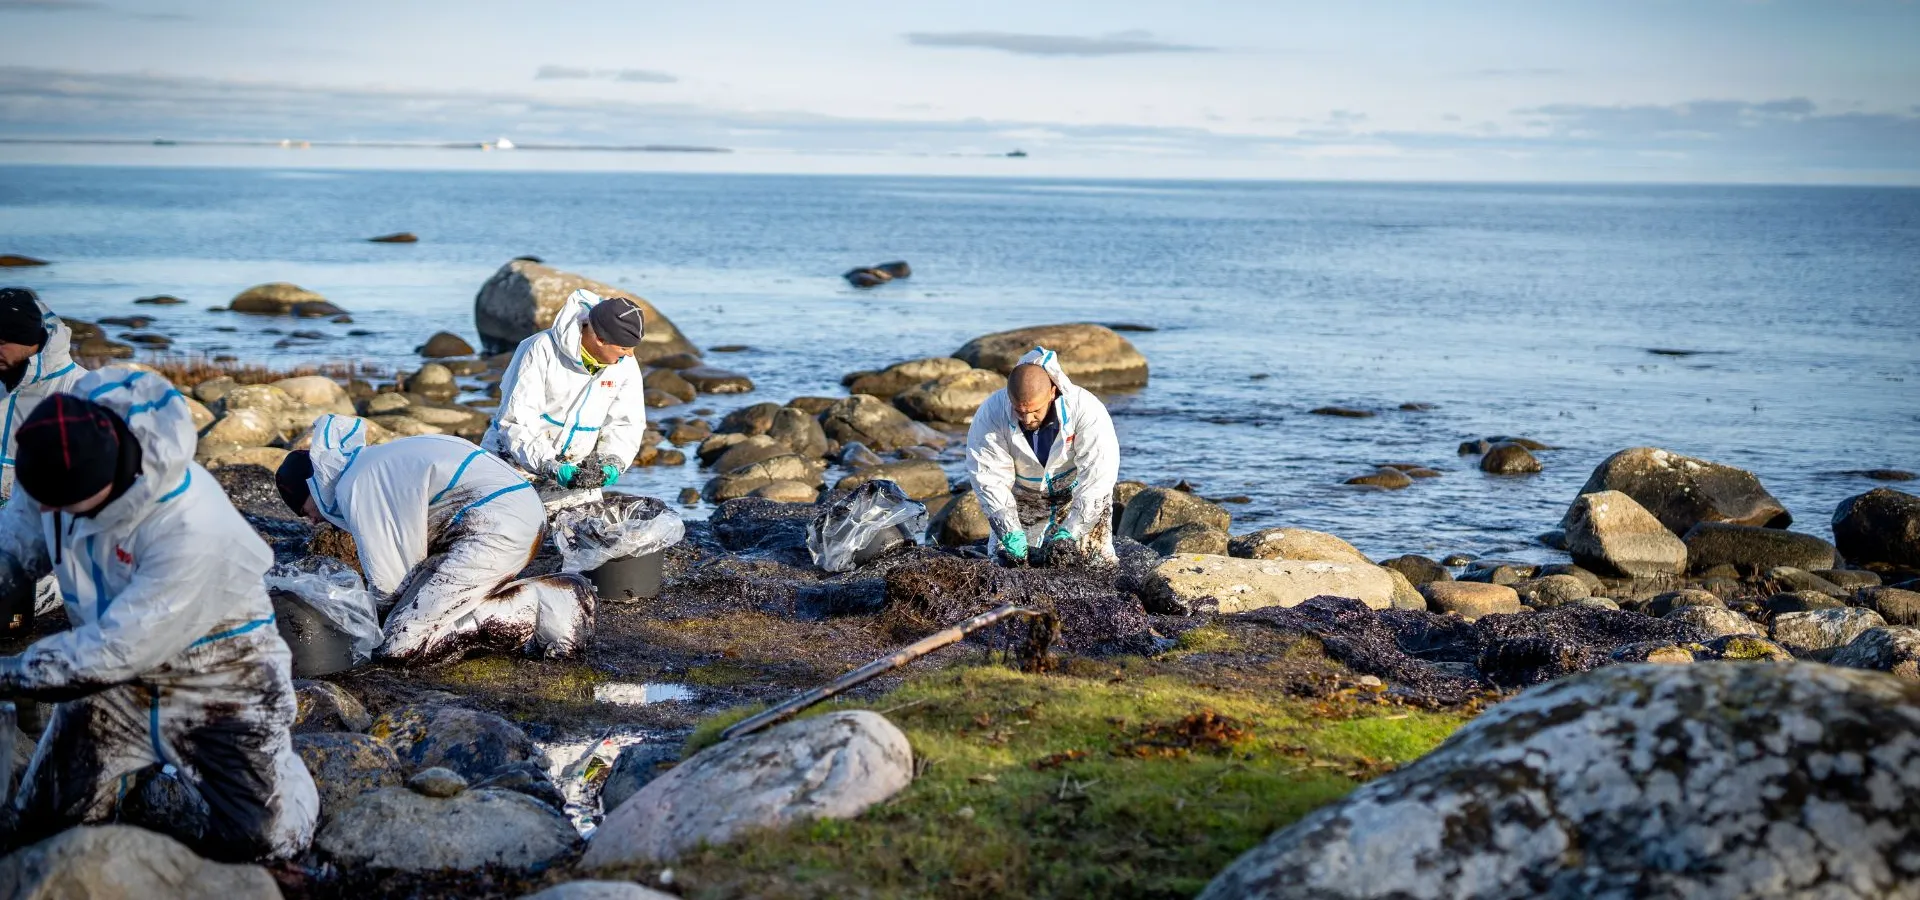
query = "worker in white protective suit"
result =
(0, 368, 318, 861)
(965, 347, 1121, 564)
(0, 288, 87, 625)
(276, 415, 595, 666)
(481, 288, 649, 490)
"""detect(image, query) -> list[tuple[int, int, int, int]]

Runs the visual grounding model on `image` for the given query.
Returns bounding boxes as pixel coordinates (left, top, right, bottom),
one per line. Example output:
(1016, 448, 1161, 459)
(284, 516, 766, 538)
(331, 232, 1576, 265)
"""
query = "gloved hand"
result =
(554, 463, 579, 487)
(998, 530, 1029, 565)
(587, 454, 624, 488)
(1046, 527, 1074, 546)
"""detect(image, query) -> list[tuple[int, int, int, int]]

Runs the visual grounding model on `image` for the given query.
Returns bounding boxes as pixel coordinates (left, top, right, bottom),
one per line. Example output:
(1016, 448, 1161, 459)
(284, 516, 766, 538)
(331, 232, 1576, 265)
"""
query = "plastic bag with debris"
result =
(552, 495, 686, 573)
(806, 479, 929, 573)
(263, 558, 383, 664)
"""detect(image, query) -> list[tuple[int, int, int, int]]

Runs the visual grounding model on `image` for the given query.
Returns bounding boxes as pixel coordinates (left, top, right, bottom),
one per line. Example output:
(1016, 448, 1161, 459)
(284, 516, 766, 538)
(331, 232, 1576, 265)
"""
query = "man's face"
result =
(1012, 384, 1057, 432)
(0, 341, 38, 374)
(42, 483, 111, 516)
(302, 496, 324, 525)
(581, 325, 636, 364)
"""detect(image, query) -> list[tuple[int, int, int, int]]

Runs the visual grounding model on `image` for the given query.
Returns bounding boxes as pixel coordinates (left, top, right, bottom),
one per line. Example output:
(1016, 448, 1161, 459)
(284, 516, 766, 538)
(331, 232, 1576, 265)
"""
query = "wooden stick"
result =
(721, 604, 1043, 742)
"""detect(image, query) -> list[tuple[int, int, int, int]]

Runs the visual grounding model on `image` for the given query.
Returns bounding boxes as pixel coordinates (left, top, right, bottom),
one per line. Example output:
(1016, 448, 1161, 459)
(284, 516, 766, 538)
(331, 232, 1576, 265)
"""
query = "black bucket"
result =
(586, 551, 663, 603)
(270, 590, 361, 677)
(851, 524, 914, 567)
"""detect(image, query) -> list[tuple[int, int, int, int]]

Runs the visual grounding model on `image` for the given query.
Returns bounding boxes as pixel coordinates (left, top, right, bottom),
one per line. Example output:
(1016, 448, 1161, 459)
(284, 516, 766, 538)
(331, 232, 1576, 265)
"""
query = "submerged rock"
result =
(1563, 490, 1688, 578)
(0, 825, 281, 899)
(1563, 446, 1790, 535)
(583, 711, 914, 868)
(1344, 467, 1413, 489)
(1200, 663, 1920, 900)
(953, 323, 1149, 390)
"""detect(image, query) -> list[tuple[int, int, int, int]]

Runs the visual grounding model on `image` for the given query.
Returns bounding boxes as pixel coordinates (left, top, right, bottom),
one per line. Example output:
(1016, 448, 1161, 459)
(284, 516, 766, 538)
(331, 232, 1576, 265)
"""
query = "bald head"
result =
(1008, 364, 1057, 431)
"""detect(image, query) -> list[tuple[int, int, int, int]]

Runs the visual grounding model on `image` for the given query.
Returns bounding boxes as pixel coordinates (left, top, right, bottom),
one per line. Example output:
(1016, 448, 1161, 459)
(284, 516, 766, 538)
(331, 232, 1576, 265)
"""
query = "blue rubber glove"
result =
(602, 465, 621, 486)
(555, 463, 578, 487)
(999, 530, 1029, 562)
(1047, 527, 1074, 546)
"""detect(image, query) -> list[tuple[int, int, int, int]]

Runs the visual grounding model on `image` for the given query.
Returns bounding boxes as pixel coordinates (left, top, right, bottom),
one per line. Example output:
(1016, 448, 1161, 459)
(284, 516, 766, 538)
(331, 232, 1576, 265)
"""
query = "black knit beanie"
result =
(276, 450, 314, 514)
(0, 288, 48, 349)
(15, 395, 123, 508)
(587, 297, 646, 348)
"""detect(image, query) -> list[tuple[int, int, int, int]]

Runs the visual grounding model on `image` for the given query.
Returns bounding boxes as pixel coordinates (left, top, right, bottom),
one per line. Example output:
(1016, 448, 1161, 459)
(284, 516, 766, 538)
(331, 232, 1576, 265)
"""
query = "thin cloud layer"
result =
(904, 30, 1214, 56)
(536, 65, 677, 84)
(0, 0, 102, 10)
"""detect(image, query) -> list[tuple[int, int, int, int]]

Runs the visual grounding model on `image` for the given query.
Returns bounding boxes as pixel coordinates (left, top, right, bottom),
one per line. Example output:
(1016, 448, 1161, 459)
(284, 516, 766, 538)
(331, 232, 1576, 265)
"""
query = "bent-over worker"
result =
(965, 347, 1120, 564)
(0, 368, 318, 861)
(0, 287, 84, 500)
(482, 288, 649, 489)
(277, 416, 594, 666)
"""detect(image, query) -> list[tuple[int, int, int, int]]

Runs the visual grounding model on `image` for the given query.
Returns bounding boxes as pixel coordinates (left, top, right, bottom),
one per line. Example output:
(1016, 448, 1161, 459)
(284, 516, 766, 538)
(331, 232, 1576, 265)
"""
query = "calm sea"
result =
(1, 165, 1915, 563)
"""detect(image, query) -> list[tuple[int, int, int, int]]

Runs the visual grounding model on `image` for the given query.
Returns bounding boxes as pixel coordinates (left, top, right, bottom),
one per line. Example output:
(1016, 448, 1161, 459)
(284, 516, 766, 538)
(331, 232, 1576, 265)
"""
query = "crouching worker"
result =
(966, 348, 1120, 565)
(276, 415, 594, 666)
(482, 288, 649, 489)
(0, 368, 318, 861)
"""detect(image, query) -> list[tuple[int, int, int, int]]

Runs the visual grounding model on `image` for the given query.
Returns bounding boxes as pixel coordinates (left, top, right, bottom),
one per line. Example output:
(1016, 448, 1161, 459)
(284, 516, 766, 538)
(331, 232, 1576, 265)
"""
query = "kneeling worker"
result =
(965, 348, 1120, 564)
(483, 288, 649, 489)
(0, 368, 318, 860)
(277, 415, 594, 666)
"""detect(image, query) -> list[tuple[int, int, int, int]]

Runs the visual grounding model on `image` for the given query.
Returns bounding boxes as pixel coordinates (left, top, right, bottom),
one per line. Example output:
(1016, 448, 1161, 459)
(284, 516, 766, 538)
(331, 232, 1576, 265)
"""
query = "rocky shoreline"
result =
(2, 258, 1917, 899)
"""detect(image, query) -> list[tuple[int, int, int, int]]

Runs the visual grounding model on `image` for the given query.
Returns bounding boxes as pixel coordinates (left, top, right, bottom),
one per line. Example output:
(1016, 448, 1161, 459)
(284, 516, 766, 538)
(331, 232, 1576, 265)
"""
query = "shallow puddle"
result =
(593, 682, 697, 705)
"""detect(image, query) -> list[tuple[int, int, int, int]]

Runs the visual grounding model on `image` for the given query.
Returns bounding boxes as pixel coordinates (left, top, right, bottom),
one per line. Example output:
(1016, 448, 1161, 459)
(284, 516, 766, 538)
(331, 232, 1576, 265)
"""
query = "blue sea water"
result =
(0, 165, 1915, 563)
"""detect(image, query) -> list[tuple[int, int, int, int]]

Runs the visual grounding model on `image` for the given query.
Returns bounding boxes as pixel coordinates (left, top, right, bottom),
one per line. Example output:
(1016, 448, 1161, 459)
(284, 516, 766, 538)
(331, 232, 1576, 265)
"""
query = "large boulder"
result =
(1227, 528, 1371, 564)
(0, 825, 281, 899)
(229, 282, 326, 315)
(1832, 488, 1920, 570)
(1682, 522, 1837, 573)
(1828, 626, 1920, 679)
(295, 732, 403, 815)
(767, 407, 830, 458)
(1117, 487, 1230, 544)
(1199, 662, 1920, 900)
(1143, 554, 1395, 615)
(1563, 490, 1688, 578)
(1562, 447, 1790, 536)
(818, 395, 939, 452)
(953, 323, 1149, 390)
(582, 711, 913, 868)
(472, 259, 699, 361)
(315, 783, 577, 872)
(200, 408, 277, 448)
(893, 368, 1005, 424)
(845, 357, 971, 399)
(1771, 607, 1887, 657)
(271, 375, 351, 410)
(836, 460, 950, 501)
(368, 703, 547, 783)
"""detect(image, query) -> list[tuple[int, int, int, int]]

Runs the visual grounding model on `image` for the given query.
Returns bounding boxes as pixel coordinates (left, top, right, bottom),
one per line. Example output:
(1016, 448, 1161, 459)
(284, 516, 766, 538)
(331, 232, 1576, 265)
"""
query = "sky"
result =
(1, 0, 1918, 183)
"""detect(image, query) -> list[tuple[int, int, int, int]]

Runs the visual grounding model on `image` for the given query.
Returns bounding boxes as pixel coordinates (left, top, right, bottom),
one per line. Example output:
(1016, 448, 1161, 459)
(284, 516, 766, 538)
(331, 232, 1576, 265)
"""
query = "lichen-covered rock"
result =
(1771, 607, 1887, 657)
(1682, 522, 1836, 573)
(1562, 446, 1791, 536)
(1145, 555, 1396, 615)
(369, 703, 548, 783)
(1699, 634, 1794, 661)
(473, 258, 699, 361)
(295, 732, 402, 816)
(1421, 581, 1521, 621)
(316, 786, 577, 872)
(1831, 487, 1920, 570)
(0, 825, 281, 899)
(953, 323, 1149, 390)
(1117, 487, 1230, 544)
(582, 711, 913, 868)
(1664, 605, 1765, 638)
(893, 368, 1005, 424)
(1200, 663, 1920, 900)
(1563, 490, 1688, 578)
(1227, 528, 1371, 564)
(1827, 626, 1920, 679)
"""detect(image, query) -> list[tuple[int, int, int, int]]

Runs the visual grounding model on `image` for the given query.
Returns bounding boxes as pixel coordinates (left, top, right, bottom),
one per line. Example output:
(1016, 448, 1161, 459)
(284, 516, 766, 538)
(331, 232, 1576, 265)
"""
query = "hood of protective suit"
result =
(20, 297, 76, 387)
(73, 367, 197, 533)
(305, 413, 369, 527)
(544, 289, 597, 369)
(1017, 346, 1078, 403)
(0, 298, 82, 468)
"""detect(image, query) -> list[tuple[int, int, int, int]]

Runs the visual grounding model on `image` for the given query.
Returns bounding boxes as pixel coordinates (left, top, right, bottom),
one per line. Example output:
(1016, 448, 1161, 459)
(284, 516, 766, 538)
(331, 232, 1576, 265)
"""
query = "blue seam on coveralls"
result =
(449, 481, 533, 526)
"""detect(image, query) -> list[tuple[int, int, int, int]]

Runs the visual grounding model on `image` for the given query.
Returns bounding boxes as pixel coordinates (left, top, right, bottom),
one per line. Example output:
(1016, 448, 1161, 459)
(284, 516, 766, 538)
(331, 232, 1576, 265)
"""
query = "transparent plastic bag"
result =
(553, 495, 685, 573)
(263, 558, 382, 664)
(807, 480, 928, 573)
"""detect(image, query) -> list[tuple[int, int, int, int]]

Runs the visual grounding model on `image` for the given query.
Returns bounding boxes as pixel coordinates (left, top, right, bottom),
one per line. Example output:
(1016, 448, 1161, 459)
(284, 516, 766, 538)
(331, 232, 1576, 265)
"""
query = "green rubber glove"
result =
(999, 530, 1029, 561)
(555, 463, 578, 487)
(601, 465, 621, 486)
(1048, 527, 1074, 546)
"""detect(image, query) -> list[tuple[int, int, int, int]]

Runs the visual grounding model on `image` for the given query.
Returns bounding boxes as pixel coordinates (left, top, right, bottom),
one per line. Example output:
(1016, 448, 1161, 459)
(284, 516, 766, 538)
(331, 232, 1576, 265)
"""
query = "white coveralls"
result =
(0, 367, 318, 861)
(965, 347, 1121, 561)
(0, 300, 86, 618)
(481, 289, 648, 479)
(305, 415, 594, 665)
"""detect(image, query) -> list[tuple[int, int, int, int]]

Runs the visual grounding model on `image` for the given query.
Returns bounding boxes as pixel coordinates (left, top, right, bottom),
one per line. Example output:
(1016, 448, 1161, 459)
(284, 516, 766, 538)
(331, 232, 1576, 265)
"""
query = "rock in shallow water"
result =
(1563, 446, 1790, 536)
(1479, 441, 1542, 474)
(582, 710, 913, 868)
(473, 258, 699, 361)
(1682, 522, 1836, 573)
(0, 825, 281, 899)
(1831, 487, 1920, 571)
(1200, 662, 1920, 900)
(953, 323, 1149, 390)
